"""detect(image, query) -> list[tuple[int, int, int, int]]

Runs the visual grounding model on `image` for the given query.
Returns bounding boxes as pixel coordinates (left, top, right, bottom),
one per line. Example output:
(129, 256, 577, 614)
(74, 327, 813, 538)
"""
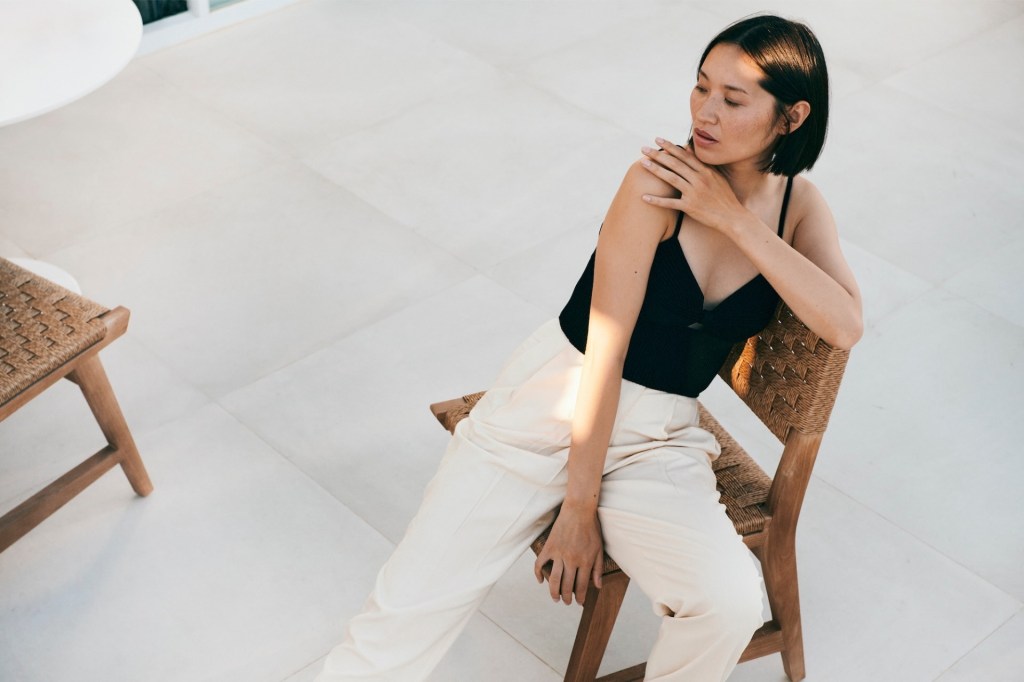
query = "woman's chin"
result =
(693, 145, 746, 170)
(692, 144, 716, 165)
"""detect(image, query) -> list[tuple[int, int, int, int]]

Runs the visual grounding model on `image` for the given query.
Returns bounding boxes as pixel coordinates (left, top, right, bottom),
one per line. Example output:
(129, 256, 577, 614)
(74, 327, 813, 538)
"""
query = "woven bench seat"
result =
(1, 260, 110, 404)
(1, 257, 152, 553)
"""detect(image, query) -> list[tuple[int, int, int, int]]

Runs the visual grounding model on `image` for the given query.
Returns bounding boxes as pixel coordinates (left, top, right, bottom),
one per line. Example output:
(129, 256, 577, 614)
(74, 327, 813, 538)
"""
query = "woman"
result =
(318, 14, 862, 682)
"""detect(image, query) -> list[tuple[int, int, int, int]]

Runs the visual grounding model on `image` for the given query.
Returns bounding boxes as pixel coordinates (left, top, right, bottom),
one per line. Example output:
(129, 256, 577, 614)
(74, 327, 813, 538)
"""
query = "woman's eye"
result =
(694, 84, 707, 93)
(725, 99, 740, 107)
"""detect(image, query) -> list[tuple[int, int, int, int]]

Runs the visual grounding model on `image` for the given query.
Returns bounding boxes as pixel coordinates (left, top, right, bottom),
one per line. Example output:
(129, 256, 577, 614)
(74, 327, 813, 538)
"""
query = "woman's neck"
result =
(718, 160, 782, 206)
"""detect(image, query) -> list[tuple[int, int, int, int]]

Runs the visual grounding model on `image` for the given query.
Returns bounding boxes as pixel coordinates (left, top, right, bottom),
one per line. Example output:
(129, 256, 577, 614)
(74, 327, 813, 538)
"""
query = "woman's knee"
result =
(657, 560, 764, 642)
(706, 571, 764, 642)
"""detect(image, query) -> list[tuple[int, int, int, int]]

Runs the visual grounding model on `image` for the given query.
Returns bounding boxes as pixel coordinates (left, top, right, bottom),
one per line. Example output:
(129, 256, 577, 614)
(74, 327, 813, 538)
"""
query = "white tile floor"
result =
(1, 1, 1022, 680)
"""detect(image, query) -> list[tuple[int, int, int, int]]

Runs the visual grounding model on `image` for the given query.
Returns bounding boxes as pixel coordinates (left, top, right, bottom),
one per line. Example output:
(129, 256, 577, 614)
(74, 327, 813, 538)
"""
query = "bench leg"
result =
(0, 355, 152, 553)
(69, 354, 153, 497)
(0, 447, 120, 552)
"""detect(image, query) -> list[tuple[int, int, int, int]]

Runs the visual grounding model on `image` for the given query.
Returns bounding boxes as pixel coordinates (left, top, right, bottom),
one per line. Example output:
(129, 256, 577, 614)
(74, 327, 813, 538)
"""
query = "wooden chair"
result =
(0, 257, 153, 553)
(429, 302, 849, 682)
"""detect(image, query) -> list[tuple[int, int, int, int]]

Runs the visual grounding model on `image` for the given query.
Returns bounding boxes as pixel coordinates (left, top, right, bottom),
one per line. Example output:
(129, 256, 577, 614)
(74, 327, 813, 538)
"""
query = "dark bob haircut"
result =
(699, 15, 829, 176)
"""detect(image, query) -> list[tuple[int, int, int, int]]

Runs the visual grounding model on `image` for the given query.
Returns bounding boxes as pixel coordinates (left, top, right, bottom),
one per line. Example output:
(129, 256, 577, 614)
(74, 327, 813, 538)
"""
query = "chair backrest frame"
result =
(717, 301, 850, 533)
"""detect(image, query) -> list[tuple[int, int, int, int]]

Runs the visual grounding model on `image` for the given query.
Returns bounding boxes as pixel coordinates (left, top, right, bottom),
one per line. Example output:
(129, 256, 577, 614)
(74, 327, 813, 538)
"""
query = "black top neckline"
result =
(661, 175, 793, 313)
(556, 176, 794, 397)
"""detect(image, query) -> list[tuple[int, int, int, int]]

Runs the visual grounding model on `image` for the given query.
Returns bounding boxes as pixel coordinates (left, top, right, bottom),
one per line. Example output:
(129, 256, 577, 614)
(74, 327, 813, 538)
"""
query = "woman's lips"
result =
(694, 128, 718, 146)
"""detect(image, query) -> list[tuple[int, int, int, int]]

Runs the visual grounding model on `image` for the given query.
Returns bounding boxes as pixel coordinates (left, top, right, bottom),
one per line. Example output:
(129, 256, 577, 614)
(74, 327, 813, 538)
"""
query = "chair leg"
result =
(69, 354, 153, 497)
(564, 571, 630, 682)
(761, 541, 805, 682)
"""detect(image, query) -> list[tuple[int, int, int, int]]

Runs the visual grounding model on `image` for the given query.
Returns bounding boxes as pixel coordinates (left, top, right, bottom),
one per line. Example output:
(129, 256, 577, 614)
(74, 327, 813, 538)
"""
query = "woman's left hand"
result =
(637, 136, 745, 232)
(533, 504, 604, 606)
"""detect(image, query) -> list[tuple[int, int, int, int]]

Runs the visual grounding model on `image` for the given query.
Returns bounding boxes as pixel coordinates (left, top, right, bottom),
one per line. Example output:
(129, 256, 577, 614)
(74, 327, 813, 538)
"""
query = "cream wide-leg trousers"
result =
(317, 319, 764, 682)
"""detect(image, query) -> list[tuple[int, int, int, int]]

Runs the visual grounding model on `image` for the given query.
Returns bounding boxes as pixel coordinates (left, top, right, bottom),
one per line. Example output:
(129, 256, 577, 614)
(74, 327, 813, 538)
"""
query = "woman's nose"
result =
(695, 98, 718, 124)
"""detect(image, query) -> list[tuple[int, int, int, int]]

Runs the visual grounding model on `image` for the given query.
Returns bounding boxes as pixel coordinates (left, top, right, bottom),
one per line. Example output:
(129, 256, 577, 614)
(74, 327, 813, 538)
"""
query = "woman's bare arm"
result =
(533, 160, 676, 605)
(726, 178, 862, 349)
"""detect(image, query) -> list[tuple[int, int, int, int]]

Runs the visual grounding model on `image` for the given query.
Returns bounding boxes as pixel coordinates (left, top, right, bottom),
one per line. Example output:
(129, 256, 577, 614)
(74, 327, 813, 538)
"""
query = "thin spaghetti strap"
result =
(672, 210, 684, 239)
(777, 176, 794, 237)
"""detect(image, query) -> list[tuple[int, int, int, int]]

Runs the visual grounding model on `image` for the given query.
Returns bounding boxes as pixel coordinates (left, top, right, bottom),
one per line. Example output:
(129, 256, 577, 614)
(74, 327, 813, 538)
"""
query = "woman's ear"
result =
(779, 101, 811, 134)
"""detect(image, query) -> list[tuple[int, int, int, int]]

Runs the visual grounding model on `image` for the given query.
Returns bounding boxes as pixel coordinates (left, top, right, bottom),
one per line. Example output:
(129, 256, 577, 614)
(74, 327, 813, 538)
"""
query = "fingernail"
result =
(640, 158, 651, 167)
(655, 137, 665, 144)
(642, 195, 652, 202)
(641, 145, 653, 153)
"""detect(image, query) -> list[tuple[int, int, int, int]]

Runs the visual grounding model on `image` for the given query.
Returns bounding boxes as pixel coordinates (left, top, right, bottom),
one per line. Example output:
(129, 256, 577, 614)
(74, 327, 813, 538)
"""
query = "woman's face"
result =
(689, 43, 784, 168)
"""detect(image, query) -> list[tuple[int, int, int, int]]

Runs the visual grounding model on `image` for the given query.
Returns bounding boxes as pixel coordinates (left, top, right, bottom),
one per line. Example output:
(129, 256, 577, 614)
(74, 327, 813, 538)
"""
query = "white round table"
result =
(0, 0, 143, 127)
(1, 0, 142, 290)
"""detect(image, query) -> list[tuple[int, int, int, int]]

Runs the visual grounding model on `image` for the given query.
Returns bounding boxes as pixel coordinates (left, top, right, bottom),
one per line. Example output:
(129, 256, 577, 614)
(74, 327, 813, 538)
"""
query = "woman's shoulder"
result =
(782, 174, 839, 248)
(614, 158, 681, 239)
(790, 175, 829, 211)
(788, 174, 837, 236)
(624, 157, 679, 197)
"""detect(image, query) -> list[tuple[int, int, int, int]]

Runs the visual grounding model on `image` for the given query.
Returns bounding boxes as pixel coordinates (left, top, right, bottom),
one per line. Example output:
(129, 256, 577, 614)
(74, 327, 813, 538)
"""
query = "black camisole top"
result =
(558, 176, 793, 397)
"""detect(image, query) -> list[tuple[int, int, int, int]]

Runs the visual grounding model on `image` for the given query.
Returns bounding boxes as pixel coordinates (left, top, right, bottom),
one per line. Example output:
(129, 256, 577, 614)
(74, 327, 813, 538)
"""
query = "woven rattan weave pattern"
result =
(0, 258, 109, 406)
(720, 303, 849, 442)
(697, 403, 772, 535)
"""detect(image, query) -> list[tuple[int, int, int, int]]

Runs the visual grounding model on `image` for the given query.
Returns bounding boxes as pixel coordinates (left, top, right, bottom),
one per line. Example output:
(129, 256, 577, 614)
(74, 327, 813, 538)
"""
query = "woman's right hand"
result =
(533, 503, 604, 605)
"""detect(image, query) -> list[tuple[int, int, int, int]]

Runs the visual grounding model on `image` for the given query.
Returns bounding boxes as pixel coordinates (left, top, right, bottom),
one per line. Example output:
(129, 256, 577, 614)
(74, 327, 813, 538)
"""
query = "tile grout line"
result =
(879, 10, 1024, 91)
(930, 606, 1023, 680)
(211, 401, 400, 552)
(213, 398, 565, 681)
(209, 267, 484, 402)
(812, 473, 1022, 606)
(476, 609, 565, 679)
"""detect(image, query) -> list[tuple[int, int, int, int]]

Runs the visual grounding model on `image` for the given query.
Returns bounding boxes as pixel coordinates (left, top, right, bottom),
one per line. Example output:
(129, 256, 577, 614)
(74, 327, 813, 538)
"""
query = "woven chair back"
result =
(717, 302, 849, 443)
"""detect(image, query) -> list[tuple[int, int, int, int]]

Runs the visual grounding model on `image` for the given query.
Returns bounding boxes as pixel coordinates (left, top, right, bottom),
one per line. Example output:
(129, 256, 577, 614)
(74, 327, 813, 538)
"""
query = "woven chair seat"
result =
(1, 259, 110, 406)
(699, 404, 772, 536)
(431, 391, 772, 574)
